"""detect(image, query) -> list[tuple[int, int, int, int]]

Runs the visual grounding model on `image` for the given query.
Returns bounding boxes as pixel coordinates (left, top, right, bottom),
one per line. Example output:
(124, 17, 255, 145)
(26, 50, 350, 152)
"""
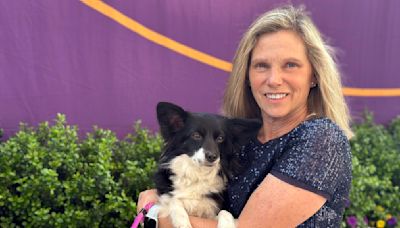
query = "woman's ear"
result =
(310, 74, 318, 88)
(310, 81, 317, 88)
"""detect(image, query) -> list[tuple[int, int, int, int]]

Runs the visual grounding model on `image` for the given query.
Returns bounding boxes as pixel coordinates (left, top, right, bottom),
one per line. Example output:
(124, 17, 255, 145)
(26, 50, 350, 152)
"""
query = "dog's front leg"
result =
(167, 199, 192, 228)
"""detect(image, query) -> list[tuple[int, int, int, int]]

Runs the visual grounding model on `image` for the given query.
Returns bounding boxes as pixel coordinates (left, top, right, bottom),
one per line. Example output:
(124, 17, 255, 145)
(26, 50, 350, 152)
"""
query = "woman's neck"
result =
(257, 108, 309, 143)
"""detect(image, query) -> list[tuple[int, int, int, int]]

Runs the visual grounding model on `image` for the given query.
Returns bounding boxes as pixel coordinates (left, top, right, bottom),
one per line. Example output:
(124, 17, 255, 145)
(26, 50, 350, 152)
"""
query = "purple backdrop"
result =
(1, 0, 399, 139)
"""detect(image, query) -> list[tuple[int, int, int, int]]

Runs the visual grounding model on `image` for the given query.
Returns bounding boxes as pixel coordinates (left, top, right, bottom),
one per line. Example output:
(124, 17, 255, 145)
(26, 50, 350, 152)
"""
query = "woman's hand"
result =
(137, 189, 158, 213)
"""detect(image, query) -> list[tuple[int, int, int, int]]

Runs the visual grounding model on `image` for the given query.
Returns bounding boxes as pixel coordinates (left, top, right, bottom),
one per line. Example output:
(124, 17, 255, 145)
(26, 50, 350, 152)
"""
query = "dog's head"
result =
(156, 102, 261, 176)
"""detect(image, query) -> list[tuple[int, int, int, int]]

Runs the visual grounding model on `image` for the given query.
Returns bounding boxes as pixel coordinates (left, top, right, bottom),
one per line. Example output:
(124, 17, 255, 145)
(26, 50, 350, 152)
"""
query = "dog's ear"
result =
(157, 102, 188, 140)
(221, 118, 260, 179)
(227, 118, 262, 145)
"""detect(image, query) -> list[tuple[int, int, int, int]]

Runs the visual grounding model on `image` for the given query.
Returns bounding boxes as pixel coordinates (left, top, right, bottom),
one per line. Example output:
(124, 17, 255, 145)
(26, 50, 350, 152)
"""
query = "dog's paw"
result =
(217, 210, 236, 228)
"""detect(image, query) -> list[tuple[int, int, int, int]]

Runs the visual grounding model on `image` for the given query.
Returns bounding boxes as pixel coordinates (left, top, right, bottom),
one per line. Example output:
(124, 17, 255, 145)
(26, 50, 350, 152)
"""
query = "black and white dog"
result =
(153, 102, 261, 228)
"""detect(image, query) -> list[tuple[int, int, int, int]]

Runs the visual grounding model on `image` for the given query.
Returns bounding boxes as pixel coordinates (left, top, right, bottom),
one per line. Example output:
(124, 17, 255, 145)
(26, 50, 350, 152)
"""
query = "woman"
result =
(138, 5, 353, 227)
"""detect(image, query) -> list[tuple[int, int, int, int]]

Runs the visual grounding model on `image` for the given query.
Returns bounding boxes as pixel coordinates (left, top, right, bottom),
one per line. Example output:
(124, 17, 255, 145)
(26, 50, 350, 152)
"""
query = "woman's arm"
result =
(140, 174, 326, 228)
(138, 190, 219, 228)
(159, 173, 325, 228)
(159, 216, 218, 228)
(236, 174, 326, 227)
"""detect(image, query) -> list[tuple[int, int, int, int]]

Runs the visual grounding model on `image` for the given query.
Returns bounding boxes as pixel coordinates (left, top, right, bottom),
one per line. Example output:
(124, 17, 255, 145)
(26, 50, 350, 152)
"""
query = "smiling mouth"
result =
(264, 93, 289, 99)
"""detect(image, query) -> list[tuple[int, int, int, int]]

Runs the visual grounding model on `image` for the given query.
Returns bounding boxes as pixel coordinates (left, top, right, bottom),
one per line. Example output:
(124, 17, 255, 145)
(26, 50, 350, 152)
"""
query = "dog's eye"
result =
(191, 132, 202, 140)
(216, 135, 224, 143)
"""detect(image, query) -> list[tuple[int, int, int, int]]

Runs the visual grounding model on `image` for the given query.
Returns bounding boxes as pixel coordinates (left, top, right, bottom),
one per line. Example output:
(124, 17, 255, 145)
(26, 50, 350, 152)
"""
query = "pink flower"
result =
(364, 216, 368, 225)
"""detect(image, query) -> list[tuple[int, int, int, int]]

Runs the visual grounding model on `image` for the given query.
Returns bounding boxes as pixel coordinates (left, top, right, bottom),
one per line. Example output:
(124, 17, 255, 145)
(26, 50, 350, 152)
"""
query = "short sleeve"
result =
(270, 118, 351, 200)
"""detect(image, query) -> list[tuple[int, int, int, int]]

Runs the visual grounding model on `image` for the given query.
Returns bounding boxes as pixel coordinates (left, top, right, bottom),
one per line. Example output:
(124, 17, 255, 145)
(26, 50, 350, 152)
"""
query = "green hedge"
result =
(0, 113, 399, 227)
(344, 114, 400, 228)
(0, 114, 162, 227)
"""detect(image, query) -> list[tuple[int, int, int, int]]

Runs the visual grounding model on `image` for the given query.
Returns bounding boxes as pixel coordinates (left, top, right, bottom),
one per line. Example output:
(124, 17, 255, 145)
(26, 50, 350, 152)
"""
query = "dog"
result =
(153, 102, 261, 228)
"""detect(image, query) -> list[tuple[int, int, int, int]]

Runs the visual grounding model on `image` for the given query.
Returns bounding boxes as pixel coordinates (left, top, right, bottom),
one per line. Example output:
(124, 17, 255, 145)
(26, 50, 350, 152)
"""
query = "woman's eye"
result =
(216, 135, 224, 143)
(254, 62, 269, 70)
(285, 62, 298, 68)
(191, 132, 202, 140)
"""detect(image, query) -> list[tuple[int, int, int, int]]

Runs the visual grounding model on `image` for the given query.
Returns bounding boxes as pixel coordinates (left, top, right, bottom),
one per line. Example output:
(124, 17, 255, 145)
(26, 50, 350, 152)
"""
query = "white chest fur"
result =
(159, 154, 226, 218)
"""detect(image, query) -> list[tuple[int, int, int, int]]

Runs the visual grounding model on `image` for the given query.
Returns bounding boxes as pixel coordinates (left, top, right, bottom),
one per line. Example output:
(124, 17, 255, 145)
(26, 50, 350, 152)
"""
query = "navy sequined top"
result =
(224, 117, 352, 227)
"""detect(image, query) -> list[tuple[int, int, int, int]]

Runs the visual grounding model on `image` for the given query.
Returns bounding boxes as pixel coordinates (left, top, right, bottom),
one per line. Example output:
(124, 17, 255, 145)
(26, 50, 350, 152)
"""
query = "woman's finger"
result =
(137, 189, 158, 213)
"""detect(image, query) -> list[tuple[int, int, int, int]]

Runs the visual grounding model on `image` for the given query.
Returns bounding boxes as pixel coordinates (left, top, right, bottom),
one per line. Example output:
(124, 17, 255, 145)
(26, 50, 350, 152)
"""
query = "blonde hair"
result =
(222, 5, 353, 138)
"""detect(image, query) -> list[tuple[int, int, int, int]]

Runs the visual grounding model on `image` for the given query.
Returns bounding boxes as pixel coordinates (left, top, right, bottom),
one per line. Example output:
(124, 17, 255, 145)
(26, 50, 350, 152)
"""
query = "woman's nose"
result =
(267, 68, 283, 87)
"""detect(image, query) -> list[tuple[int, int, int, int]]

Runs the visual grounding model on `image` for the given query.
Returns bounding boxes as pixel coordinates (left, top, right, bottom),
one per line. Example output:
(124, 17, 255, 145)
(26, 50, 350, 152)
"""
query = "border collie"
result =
(153, 102, 261, 228)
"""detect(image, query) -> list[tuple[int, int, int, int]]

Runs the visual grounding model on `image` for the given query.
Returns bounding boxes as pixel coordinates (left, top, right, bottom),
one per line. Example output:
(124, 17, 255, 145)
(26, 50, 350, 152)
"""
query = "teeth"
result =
(266, 93, 287, 99)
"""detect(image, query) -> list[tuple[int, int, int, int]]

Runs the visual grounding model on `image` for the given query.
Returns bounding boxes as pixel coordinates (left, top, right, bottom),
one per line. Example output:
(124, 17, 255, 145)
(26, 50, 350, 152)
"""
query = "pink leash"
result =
(131, 202, 155, 228)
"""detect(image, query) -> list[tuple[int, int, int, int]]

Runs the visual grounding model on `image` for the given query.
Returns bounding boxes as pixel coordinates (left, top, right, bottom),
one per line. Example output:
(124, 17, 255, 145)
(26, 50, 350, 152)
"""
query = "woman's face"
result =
(249, 30, 315, 122)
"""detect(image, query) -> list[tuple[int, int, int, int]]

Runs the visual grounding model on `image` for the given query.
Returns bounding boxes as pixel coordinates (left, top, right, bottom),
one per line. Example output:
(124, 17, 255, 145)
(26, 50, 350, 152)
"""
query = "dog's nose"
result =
(205, 152, 218, 163)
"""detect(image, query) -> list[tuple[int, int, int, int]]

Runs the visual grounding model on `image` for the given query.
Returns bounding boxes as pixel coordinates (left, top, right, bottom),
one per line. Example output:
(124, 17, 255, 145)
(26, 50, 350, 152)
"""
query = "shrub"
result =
(1, 113, 399, 227)
(389, 116, 400, 156)
(343, 113, 400, 228)
(0, 114, 162, 227)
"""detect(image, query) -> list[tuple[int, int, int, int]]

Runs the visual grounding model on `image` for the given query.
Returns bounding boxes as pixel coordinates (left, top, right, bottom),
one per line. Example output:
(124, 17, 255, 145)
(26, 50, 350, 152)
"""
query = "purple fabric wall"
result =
(1, 0, 399, 139)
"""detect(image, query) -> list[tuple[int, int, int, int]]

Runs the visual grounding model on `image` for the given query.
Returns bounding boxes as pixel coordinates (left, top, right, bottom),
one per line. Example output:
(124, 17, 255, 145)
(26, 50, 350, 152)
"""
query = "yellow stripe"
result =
(80, 0, 232, 72)
(343, 87, 400, 97)
(81, 0, 400, 97)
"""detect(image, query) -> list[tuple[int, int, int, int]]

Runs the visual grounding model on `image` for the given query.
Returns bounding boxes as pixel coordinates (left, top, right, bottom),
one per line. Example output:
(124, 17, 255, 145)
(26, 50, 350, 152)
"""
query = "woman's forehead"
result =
(252, 30, 307, 61)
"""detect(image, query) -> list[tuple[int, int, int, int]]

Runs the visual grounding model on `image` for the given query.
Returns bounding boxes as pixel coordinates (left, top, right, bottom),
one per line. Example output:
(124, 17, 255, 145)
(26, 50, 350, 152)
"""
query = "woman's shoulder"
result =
(284, 117, 351, 159)
(272, 117, 352, 200)
(291, 117, 348, 143)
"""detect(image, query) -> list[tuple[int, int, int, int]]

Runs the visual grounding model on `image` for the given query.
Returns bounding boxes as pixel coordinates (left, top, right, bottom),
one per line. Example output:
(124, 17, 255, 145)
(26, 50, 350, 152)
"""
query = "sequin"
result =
(224, 117, 352, 227)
